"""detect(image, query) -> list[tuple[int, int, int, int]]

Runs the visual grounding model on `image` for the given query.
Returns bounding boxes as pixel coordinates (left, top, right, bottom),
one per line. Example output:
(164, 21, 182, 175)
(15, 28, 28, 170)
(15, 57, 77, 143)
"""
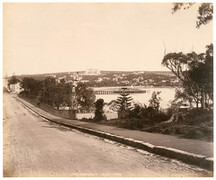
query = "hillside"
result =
(15, 70, 179, 87)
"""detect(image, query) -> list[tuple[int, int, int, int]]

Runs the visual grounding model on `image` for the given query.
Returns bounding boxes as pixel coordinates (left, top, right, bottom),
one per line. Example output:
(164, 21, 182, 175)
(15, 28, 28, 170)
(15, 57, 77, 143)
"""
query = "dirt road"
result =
(3, 94, 212, 177)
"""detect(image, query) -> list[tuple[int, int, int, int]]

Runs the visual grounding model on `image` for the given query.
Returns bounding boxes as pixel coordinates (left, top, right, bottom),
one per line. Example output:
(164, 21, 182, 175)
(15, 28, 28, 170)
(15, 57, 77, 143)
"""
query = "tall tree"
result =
(162, 44, 213, 109)
(20, 77, 42, 97)
(40, 77, 57, 106)
(188, 44, 213, 109)
(116, 88, 133, 119)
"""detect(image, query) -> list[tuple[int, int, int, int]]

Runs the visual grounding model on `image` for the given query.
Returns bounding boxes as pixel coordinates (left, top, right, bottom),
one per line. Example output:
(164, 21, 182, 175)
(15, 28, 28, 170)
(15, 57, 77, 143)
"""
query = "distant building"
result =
(84, 69, 100, 75)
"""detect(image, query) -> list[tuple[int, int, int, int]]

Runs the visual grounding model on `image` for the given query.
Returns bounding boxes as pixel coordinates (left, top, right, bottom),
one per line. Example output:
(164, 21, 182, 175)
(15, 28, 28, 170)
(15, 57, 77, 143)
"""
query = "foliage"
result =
(142, 108, 213, 141)
(196, 3, 213, 28)
(170, 88, 193, 111)
(128, 103, 147, 119)
(40, 77, 57, 106)
(188, 44, 213, 108)
(162, 44, 213, 110)
(75, 82, 96, 112)
(8, 75, 20, 85)
(114, 90, 168, 123)
(116, 93, 133, 112)
(116, 89, 133, 119)
(94, 98, 106, 121)
(20, 77, 42, 97)
(184, 108, 213, 126)
(129, 92, 169, 124)
(108, 100, 119, 112)
(128, 118, 145, 129)
(129, 103, 170, 125)
(19, 77, 96, 111)
(172, 3, 213, 28)
(168, 3, 213, 110)
(148, 91, 162, 112)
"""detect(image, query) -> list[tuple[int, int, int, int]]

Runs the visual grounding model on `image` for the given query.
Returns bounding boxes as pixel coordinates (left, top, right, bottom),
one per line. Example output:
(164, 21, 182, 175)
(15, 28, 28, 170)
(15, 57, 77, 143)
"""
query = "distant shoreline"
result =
(93, 86, 177, 91)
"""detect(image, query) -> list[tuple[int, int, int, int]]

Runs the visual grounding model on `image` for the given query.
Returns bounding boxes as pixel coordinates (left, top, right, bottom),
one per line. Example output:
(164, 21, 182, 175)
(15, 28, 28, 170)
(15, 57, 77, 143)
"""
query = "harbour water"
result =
(94, 87, 176, 109)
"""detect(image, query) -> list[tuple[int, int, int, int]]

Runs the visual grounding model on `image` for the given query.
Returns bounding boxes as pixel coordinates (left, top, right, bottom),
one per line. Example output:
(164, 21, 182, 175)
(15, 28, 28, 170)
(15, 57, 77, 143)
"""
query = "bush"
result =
(129, 118, 145, 129)
(94, 99, 106, 121)
(129, 104, 171, 125)
(184, 108, 213, 126)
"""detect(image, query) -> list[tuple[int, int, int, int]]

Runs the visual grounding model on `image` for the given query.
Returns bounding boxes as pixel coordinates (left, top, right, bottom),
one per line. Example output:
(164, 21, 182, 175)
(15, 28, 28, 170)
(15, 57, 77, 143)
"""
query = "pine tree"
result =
(116, 88, 133, 119)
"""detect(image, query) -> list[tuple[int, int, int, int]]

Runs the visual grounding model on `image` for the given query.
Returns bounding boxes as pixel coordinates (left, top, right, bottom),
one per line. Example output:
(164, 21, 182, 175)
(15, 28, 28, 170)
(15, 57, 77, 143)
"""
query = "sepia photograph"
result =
(2, 1, 214, 178)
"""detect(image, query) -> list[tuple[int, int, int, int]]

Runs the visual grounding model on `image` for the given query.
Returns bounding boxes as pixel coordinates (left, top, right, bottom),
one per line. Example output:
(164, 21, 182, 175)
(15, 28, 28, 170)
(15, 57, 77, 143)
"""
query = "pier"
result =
(94, 89, 147, 95)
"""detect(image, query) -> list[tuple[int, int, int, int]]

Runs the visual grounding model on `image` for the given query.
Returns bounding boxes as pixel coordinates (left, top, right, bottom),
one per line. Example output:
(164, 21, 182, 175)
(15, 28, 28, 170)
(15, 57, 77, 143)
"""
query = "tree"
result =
(108, 100, 119, 112)
(94, 99, 106, 121)
(20, 77, 42, 97)
(149, 91, 162, 112)
(8, 75, 19, 85)
(53, 84, 66, 109)
(40, 77, 57, 106)
(188, 44, 213, 109)
(116, 88, 133, 119)
(162, 44, 213, 109)
(172, 3, 213, 28)
(168, 3, 213, 109)
(75, 82, 96, 112)
(129, 103, 147, 119)
(20, 76, 72, 109)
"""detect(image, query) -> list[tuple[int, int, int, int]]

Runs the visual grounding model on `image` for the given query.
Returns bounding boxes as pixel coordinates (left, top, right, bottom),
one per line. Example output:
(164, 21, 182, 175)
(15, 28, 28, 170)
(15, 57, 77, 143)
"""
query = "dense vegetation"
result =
(162, 44, 213, 110)
(19, 76, 95, 113)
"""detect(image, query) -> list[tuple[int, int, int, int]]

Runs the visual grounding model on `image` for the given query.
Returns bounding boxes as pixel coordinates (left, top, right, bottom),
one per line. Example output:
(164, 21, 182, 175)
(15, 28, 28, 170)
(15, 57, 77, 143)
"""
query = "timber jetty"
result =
(94, 87, 147, 95)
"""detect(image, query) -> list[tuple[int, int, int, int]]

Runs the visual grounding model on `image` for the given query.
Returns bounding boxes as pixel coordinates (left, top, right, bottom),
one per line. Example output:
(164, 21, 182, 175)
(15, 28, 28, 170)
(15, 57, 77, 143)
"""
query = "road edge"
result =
(15, 96, 213, 171)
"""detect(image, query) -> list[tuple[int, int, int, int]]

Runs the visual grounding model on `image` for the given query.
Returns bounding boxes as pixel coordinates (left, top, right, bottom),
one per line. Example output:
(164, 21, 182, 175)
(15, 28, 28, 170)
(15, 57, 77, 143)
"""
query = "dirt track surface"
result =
(3, 94, 212, 177)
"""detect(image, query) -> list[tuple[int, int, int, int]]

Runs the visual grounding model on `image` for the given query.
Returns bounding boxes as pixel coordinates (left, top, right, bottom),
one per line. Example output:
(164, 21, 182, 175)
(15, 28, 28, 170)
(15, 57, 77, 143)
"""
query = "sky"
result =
(3, 3, 213, 76)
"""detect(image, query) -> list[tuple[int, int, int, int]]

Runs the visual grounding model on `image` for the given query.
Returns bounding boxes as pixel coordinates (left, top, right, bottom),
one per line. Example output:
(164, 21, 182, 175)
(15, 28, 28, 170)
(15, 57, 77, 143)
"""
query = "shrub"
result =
(94, 99, 106, 121)
(129, 103, 171, 125)
(184, 108, 213, 126)
(129, 118, 145, 129)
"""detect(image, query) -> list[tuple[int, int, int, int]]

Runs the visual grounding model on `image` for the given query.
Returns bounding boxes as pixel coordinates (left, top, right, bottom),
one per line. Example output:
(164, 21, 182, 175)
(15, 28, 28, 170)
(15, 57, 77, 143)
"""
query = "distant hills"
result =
(14, 70, 179, 87)
(16, 70, 173, 78)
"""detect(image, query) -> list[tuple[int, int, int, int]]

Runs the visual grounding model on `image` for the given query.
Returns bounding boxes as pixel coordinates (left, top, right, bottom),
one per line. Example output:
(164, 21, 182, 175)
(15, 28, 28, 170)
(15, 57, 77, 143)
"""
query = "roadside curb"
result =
(15, 97, 213, 171)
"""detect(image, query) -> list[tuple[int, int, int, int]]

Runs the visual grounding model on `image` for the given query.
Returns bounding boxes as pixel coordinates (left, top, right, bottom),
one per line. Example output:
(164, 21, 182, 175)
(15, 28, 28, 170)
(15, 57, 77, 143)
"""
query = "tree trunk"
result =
(194, 98, 199, 109)
(201, 91, 206, 110)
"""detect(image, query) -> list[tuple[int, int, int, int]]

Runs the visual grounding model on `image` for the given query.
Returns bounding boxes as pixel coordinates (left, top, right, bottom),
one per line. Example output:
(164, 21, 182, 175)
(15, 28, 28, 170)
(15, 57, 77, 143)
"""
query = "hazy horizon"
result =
(3, 3, 213, 76)
(5, 69, 173, 77)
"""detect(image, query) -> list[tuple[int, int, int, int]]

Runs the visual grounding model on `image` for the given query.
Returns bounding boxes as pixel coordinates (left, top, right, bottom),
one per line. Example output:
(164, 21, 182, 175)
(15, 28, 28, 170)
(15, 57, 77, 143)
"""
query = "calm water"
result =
(95, 87, 176, 109)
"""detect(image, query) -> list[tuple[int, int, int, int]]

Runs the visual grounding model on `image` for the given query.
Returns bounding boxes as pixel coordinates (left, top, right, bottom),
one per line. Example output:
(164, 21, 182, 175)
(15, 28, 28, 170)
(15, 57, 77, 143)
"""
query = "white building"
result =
(85, 69, 100, 75)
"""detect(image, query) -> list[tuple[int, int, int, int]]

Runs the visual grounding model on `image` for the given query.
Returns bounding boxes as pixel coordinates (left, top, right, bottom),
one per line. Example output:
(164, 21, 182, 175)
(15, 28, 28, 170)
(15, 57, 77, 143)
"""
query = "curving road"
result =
(3, 94, 212, 177)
